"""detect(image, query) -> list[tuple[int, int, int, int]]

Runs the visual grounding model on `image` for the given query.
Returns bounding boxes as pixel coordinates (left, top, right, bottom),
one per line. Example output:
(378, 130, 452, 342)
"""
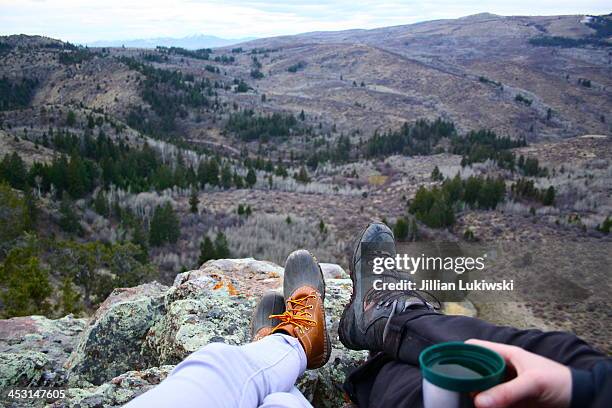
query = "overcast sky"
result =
(0, 0, 610, 43)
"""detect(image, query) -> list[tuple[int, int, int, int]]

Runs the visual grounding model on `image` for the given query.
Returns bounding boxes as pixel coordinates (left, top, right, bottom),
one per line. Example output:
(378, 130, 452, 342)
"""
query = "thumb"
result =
(474, 374, 538, 408)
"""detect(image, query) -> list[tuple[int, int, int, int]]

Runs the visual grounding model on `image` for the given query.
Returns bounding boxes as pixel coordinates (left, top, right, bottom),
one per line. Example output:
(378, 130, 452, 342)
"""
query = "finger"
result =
(465, 339, 521, 363)
(474, 374, 538, 408)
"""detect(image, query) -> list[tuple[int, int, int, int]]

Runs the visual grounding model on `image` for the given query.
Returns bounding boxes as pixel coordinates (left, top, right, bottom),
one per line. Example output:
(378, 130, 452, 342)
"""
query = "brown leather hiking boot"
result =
(250, 291, 285, 341)
(270, 249, 331, 369)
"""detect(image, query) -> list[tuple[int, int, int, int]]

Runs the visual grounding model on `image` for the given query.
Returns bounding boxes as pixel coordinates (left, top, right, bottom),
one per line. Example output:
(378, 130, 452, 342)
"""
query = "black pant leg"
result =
(344, 352, 424, 408)
(368, 362, 424, 408)
(384, 309, 607, 370)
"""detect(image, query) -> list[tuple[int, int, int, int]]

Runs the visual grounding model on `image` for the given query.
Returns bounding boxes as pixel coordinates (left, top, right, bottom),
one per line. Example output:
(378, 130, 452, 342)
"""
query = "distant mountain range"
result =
(86, 34, 256, 49)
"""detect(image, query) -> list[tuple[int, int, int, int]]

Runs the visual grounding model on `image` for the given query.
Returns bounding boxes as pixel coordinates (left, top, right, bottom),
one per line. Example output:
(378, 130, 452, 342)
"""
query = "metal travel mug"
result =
(419, 341, 506, 408)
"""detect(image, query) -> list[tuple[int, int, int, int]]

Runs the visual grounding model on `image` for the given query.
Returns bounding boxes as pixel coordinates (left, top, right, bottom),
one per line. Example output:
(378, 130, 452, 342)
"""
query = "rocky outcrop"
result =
(65, 282, 168, 386)
(0, 258, 475, 407)
(0, 314, 87, 387)
(0, 259, 366, 407)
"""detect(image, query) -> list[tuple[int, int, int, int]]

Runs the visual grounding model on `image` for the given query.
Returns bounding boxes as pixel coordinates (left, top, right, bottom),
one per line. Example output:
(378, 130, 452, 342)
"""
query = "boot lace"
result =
(269, 294, 317, 332)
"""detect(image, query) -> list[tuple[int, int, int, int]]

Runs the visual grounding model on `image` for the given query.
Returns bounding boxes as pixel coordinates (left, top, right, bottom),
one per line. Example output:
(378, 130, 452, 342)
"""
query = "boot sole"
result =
(312, 250, 332, 369)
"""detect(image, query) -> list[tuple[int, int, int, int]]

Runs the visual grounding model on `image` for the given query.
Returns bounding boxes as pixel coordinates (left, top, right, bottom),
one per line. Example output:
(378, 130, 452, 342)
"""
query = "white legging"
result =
(125, 334, 312, 408)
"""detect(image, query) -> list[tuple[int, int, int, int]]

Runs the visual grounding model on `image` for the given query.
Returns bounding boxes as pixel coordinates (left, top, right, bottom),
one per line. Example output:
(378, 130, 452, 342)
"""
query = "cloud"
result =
(0, 0, 610, 43)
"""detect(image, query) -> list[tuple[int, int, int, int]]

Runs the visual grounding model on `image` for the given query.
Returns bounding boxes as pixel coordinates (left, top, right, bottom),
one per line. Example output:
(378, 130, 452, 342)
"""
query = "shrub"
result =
(287, 61, 307, 73)
(463, 229, 476, 241)
(597, 216, 611, 234)
(250, 69, 264, 79)
(393, 218, 408, 240)
(515, 94, 532, 106)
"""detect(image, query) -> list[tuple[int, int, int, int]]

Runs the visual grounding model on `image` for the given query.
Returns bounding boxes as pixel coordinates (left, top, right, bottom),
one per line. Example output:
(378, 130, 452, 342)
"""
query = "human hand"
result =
(465, 339, 572, 408)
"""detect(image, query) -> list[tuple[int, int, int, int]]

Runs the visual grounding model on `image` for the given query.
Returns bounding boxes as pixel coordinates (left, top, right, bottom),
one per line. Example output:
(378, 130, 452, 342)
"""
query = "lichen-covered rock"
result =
(65, 282, 168, 385)
(320, 263, 349, 280)
(0, 351, 49, 387)
(50, 365, 175, 408)
(174, 258, 284, 297)
(0, 314, 87, 387)
(144, 277, 255, 364)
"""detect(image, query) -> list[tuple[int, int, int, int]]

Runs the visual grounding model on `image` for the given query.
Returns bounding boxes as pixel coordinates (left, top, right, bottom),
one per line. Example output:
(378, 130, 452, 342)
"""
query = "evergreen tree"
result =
(93, 190, 108, 216)
(318, 219, 327, 234)
(198, 236, 216, 264)
(0, 152, 27, 189)
(409, 187, 454, 228)
(206, 158, 220, 186)
(477, 178, 505, 210)
(189, 189, 199, 213)
(245, 167, 257, 187)
(132, 220, 149, 263)
(431, 166, 444, 181)
(295, 166, 310, 184)
(66, 153, 88, 198)
(0, 182, 28, 247)
(66, 110, 76, 126)
(0, 243, 51, 317)
(221, 163, 233, 189)
(23, 187, 38, 231)
(233, 171, 244, 188)
(275, 163, 288, 178)
(393, 218, 409, 240)
(597, 216, 611, 234)
(464, 229, 476, 242)
(542, 186, 555, 206)
(59, 193, 82, 235)
(59, 276, 82, 315)
(149, 202, 180, 246)
(214, 231, 230, 258)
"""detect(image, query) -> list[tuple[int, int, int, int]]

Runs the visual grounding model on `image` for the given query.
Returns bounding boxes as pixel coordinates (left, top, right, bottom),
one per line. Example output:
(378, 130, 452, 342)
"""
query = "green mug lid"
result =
(419, 341, 506, 393)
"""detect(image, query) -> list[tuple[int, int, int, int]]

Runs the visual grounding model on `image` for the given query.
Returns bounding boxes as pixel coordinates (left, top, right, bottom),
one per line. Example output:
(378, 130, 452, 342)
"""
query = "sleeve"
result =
(570, 359, 612, 408)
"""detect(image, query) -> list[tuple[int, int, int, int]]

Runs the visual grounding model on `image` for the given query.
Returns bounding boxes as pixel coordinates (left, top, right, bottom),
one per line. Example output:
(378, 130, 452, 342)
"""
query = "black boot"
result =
(339, 221, 436, 352)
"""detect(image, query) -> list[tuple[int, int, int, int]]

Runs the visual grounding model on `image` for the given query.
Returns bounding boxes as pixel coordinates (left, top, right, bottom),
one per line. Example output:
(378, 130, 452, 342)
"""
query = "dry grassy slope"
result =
(31, 58, 141, 117)
(247, 43, 536, 136)
(0, 38, 141, 118)
(221, 13, 610, 139)
(0, 130, 55, 165)
(2, 13, 610, 146)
